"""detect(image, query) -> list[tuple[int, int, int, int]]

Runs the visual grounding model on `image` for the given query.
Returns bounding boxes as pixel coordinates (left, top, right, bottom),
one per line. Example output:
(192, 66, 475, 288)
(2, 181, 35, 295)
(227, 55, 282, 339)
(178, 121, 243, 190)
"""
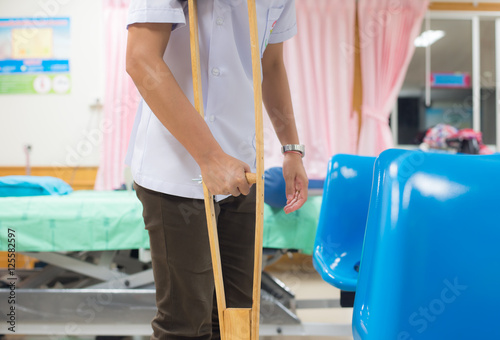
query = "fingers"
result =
(207, 182, 241, 196)
(200, 156, 252, 196)
(197, 149, 258, 197)
(284, 190, 306, 214)
(229, 187, 241, 197)
(299, 181, 308, 205)
(284, 174, 296, 202)
(237, 181, 251, 196)
(225, 161, 251, 196)
(285, 190, 299, 208)
(232, 171, 250, 196)
(242, 161, 251, 173)
(239, 163, 253, 195)
(283, 176, 309, 214)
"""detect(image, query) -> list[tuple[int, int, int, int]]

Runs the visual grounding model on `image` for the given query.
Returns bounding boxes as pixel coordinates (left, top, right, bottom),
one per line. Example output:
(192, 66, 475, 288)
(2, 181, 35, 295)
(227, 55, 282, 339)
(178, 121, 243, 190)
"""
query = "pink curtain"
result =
(95, 0, 139, 190)
(264, 0, 357, 179)
(357, 0, 428, 156)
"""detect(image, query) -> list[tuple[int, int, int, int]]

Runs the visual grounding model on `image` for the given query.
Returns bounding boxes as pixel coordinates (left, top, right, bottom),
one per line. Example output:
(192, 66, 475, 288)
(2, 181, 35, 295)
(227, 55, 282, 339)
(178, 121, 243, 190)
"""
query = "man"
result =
(126, 1, 307, 338)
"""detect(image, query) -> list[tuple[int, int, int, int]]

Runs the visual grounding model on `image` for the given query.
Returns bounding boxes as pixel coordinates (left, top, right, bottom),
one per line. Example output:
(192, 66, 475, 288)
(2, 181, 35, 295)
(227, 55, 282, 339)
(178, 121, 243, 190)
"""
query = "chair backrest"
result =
(355, 149, 411, 289)
(353, 151, 500, 339)
(313, 154, 376, 291)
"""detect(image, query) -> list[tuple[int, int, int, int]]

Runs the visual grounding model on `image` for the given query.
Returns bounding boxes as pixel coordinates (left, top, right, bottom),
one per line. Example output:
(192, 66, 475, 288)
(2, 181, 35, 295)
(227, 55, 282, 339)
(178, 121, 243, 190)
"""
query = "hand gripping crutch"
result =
(187, 1, 265, 339)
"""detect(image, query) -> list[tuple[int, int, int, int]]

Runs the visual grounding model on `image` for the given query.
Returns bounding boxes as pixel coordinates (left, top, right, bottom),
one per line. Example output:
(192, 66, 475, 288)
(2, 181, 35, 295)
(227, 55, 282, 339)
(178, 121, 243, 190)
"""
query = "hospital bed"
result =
(0, 189, 350, 336)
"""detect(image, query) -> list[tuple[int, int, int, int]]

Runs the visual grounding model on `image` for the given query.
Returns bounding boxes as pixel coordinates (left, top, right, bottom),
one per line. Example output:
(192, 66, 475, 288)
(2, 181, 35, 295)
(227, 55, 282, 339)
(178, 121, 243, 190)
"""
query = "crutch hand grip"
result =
(245, 173, 257, 185)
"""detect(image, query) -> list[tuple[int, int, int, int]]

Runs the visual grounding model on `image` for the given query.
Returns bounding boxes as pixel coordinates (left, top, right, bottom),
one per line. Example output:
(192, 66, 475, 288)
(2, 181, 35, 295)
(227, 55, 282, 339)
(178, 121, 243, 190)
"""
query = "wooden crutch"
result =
(187, 0, 264, 339)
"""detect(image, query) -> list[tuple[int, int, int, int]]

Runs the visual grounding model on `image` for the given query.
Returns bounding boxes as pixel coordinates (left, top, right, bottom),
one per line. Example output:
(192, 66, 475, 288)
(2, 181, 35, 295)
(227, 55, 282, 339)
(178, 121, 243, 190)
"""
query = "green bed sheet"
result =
(0, 191, 321, 255)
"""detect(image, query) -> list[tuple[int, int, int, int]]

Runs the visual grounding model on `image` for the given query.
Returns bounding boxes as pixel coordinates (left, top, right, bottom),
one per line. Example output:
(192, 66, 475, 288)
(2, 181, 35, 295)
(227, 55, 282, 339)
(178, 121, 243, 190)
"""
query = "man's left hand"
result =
(282, 153, 308, 214)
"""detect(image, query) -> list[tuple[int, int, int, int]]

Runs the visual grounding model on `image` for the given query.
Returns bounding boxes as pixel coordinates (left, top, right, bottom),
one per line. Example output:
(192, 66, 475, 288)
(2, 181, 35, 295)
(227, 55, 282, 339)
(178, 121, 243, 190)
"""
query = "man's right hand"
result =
(199, 151, 252, 197)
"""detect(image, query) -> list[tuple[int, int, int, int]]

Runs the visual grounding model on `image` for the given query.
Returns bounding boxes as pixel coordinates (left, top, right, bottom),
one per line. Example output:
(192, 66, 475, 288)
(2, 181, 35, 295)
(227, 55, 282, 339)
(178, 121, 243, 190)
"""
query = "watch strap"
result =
(281, 144, 305, 158)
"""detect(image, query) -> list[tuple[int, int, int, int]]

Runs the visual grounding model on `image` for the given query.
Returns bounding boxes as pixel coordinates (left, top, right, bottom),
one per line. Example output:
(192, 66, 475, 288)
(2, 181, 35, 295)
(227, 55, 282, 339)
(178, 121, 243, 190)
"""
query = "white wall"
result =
(0, 0, 105, 167)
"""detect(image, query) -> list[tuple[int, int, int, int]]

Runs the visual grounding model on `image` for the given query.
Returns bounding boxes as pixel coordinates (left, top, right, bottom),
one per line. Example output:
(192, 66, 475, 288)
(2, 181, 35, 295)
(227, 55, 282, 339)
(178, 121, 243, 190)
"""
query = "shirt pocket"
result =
(261, 7, 284, 58)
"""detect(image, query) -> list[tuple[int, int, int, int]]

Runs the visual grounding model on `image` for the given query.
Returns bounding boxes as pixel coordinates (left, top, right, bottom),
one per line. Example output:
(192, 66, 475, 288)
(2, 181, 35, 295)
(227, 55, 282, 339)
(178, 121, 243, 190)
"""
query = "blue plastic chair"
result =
(313, 154, 376, 291)
(353, 150, 500, 339)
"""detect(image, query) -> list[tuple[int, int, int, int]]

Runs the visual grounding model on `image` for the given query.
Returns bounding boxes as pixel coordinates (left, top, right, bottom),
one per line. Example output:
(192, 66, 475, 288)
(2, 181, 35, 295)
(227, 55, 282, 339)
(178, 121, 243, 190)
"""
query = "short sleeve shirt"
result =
(126, 0, 297, 201)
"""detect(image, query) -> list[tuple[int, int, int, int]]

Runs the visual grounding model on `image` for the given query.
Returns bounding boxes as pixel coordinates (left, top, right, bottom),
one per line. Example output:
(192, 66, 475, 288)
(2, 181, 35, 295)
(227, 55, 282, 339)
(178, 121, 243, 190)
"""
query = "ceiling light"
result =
(414, 30, 445, 47)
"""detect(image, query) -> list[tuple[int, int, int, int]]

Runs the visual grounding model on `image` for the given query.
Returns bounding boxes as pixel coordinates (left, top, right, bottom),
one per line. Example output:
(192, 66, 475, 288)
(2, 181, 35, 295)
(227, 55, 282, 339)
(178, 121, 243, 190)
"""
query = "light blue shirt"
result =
(126, 0, 297, 200)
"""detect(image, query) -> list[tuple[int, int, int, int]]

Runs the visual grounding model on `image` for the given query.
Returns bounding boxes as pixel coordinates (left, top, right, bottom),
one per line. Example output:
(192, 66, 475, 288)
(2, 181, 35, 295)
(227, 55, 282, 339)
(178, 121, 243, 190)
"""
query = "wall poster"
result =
(0, 17, 71, 94)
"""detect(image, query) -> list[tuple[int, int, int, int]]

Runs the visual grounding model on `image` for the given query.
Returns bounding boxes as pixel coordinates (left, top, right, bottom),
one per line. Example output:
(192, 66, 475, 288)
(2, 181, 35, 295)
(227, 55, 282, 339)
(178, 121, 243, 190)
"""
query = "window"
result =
(480, 19, 496, 145)
(395, 13, 499, 149)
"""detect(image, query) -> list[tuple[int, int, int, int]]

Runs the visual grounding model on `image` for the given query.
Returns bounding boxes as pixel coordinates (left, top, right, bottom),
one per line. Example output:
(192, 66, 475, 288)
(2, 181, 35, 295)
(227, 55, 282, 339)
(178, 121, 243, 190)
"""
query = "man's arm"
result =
(126, 23, 251, 196)
(262, 42, 308, 213)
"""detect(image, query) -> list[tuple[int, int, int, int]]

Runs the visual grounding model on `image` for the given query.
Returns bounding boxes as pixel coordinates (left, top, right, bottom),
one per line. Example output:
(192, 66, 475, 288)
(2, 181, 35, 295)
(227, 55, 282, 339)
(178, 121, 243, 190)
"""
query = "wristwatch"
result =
(281, 144, 305, 158)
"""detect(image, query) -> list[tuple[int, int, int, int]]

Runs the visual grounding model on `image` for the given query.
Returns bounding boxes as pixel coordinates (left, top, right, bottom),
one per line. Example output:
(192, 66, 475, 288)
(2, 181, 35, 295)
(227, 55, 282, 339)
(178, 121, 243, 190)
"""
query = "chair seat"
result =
(313, 154, 376, 292)
(314, 250, 360, 291)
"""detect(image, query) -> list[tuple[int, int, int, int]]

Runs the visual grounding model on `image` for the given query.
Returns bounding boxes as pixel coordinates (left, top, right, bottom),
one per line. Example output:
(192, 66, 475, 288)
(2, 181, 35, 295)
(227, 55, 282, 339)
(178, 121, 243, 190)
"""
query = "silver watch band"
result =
(281, 144, 305, 158)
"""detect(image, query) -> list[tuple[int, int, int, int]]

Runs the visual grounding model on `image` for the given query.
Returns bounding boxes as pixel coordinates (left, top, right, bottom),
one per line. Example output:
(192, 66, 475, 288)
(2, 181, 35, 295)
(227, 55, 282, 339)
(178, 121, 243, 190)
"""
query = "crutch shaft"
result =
(187, 0, 227, 335)
(246, 1, 265, 339)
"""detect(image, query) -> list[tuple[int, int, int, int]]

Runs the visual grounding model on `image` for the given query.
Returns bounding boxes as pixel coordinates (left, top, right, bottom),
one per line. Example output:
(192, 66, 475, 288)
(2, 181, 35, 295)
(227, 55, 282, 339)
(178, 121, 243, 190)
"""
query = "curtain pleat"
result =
(357, 0, 428, 156)
(264, 0, 357, 179)
(95, 0, 139, 190)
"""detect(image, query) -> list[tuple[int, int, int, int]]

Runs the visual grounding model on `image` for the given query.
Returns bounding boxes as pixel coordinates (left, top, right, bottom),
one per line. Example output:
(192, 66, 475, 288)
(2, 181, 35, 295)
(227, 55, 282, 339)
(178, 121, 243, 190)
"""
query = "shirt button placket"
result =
(211, 67, 220, 77)
(208, 10, 224, 126)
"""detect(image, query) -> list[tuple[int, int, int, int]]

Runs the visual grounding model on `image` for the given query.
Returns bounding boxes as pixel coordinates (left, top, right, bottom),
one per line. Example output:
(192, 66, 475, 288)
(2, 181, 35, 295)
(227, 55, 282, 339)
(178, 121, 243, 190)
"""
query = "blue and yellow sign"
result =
(0, 17, 71, 94)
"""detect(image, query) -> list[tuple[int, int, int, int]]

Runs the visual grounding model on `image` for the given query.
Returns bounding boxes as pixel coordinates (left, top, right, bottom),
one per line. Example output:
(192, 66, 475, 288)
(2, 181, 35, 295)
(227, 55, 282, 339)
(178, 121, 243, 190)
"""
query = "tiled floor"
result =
(2, 255, 354, 340)
(262, 254, 354, 340)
